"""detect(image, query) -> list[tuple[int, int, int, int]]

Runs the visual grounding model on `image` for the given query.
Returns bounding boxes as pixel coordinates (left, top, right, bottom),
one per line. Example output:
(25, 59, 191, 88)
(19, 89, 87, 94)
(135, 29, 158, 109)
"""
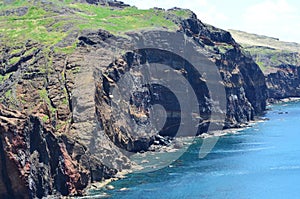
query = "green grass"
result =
(42, 115, 49, 123)
(243, 46, 279, 55)
(256, 61, 268, 72)
(62, 97, 68, 105)
(39, 88, 57, 115)
(0, 0, 29, 10)
(16, 6, 48, 20)
(0, 7, 67, 46)
(23, 46, 37, 56)
(5, 89, 12, 98)
(70, 4, 177, 33)
(218, 44, 234, 54)
(11, 48, 23, 55)
(8, 56, 20, 65)
(54, 42, 77, 54)
(63, 0, 74, 3)
(39, 89, 48, 100)
(169, 9, 191, 18)
(243, 45, 300, 69)
(0, 1, 179, 53)
(0, 73, 10, 82)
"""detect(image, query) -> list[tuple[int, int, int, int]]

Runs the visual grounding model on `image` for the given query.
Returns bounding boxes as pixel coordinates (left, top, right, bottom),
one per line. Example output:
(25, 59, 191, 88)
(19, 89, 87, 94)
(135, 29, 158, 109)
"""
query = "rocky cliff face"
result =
(0, 104, 118, 198)
(0, 1, 267, 198)
(266, 65, 300, 101)
(180, 16, 266, 125)
(266, 65, 300, 100)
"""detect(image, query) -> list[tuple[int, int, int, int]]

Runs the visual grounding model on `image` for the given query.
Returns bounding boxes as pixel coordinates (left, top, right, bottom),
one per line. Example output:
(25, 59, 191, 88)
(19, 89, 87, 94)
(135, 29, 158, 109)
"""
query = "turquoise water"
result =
(90, 101, 300, 199)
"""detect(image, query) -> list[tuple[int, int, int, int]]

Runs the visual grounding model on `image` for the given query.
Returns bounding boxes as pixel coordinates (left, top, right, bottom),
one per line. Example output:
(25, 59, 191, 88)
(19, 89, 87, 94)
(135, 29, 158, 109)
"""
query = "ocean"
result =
(87, 101, 300, 199)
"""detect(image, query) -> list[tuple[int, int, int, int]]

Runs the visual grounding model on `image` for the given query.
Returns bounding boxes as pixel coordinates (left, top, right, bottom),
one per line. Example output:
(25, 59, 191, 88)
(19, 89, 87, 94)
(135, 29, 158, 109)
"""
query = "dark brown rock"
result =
(266, 65, 300, 100)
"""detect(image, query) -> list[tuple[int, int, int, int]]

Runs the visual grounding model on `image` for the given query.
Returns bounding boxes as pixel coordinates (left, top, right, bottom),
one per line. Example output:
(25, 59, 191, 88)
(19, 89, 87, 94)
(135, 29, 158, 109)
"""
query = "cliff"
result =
(229, 29, 300, 101)
(0, 104, 119, 198)
(0, 1, 267, 198)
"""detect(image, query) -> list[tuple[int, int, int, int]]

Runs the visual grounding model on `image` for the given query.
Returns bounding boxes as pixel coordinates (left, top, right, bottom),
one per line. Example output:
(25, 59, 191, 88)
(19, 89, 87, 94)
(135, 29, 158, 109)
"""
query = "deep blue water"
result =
(89, 101, 300, 199)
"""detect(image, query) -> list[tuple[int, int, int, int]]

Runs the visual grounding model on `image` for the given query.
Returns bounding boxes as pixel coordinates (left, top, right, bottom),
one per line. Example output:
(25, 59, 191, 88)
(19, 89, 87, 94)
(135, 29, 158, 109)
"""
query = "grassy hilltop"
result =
(0, 0, 191, 53)
(229, 29, 300, 73)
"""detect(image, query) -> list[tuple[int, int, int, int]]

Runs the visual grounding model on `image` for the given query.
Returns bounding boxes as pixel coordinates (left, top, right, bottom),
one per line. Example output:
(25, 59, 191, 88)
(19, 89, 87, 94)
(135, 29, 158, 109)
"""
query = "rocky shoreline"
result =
(268, 97, 300, 104)
(83, 97, 299, 195)
(77, 116, 268, 197)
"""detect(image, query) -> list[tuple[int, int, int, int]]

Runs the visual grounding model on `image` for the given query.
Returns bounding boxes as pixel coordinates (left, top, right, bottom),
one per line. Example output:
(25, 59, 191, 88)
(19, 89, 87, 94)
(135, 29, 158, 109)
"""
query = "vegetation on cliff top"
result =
(0, 0, 191, 53)
(228, 29, 300, 73)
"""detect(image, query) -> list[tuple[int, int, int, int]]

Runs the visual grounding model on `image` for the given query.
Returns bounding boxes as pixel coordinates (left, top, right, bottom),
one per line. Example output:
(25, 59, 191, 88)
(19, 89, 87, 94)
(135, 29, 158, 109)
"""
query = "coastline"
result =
(279, 97, 300, 103)
(69, 169, 133, 198)
(83, 100, 300, 199)
(268, 97, 300, 105)
(75, 99, 300, 198)
(198, 118, 266, 139)
(79, 117, 268, 197)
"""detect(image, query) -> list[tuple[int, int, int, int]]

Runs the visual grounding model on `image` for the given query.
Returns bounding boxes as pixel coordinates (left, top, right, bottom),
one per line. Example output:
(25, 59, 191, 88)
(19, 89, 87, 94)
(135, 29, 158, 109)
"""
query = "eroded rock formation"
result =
(0, 1, 268, 198)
